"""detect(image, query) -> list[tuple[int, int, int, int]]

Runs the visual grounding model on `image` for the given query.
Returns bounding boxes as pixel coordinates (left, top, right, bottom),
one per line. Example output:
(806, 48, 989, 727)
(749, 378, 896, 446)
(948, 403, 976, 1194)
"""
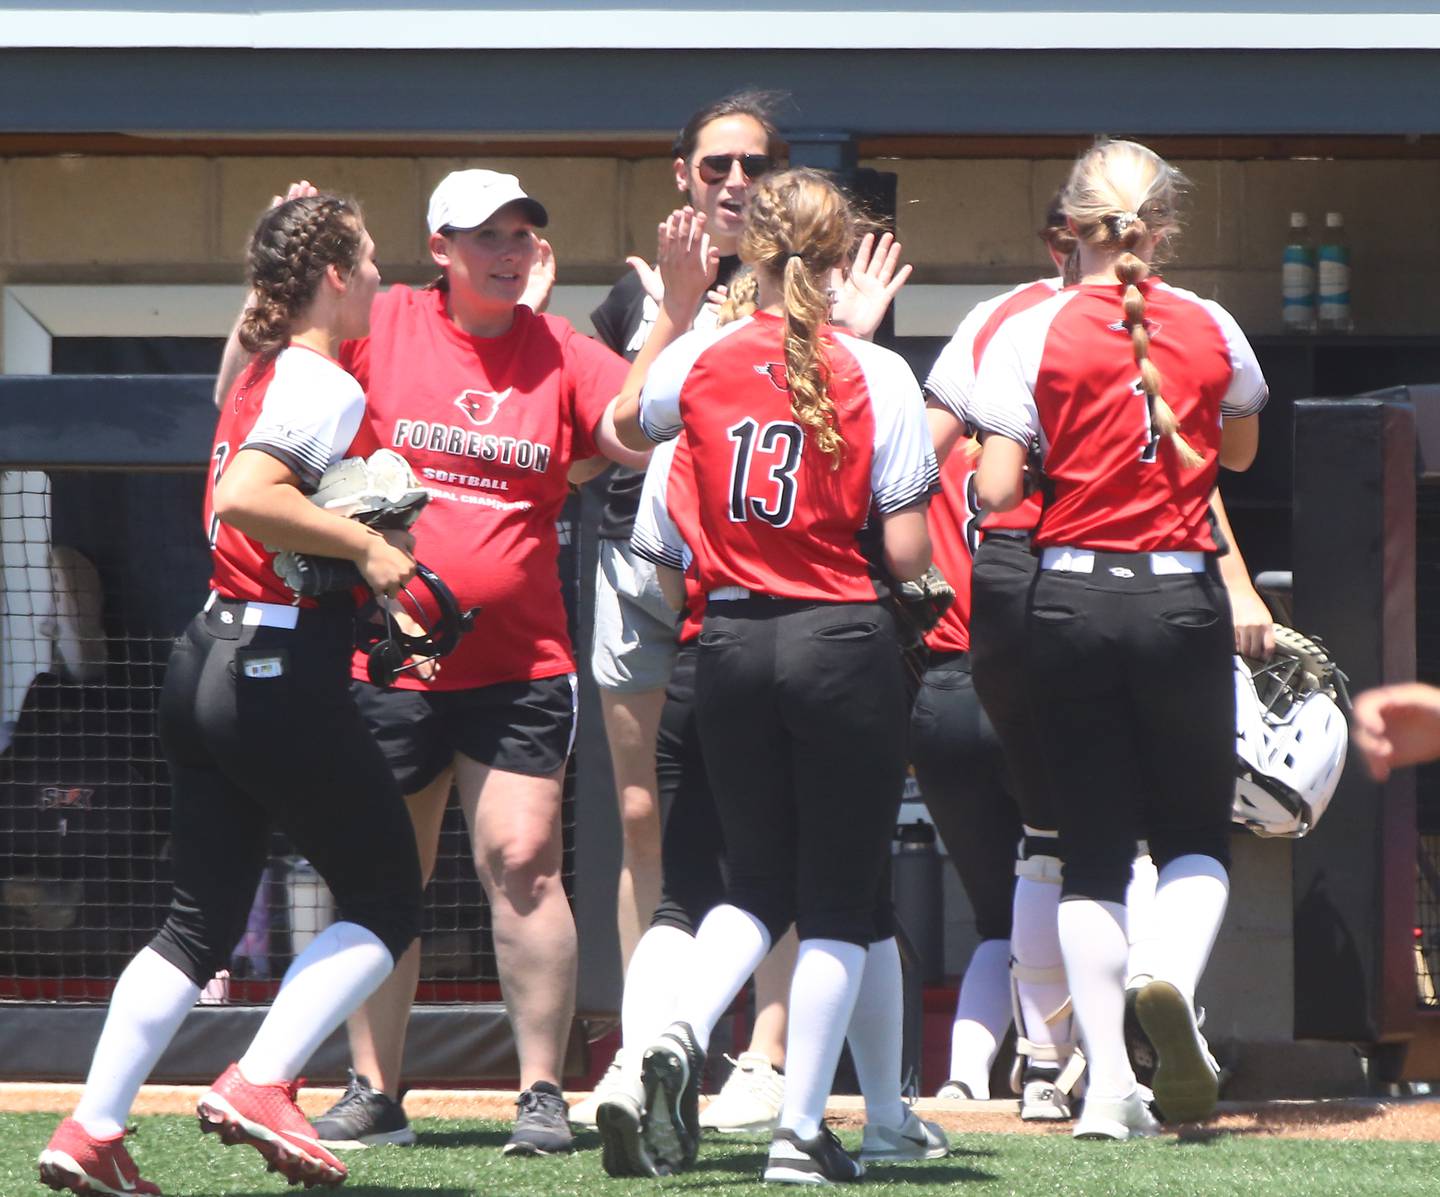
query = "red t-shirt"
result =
(340, 286, 629, 688)
(970, 279, 1268, 552)
(207, 344, 366, 606)
(635, 312, 937, 603)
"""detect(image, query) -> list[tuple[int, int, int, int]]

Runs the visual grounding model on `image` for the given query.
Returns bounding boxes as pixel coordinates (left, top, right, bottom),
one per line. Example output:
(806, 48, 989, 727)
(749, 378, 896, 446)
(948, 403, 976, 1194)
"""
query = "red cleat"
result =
(197, 1063, 347, 1188)
(38, 1117, 162, 1196)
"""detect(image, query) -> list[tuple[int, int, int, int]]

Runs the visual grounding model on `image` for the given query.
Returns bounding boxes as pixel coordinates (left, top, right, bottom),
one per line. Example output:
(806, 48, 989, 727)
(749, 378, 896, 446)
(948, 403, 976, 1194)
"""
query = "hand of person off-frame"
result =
(521, 238, 556, 314)
(658, 206, 720, 326)
(829, 231, 913, 341)
(1350, 682, 1440, 781)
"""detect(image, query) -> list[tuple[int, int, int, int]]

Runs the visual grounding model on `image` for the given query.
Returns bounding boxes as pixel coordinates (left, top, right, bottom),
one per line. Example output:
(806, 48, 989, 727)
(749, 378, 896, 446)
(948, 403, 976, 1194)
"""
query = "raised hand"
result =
(830, 231, 913, 340)
(270, 179, 319, 208)
(626, 255, 665, 304)
(1351, 683, 1440, 781)
(658, 206, 720, 326)
(521, 238, 557, 314)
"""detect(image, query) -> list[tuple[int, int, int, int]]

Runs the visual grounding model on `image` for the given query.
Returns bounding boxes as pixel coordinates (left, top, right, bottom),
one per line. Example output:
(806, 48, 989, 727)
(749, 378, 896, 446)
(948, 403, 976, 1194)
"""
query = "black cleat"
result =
(763, 1123, 865, 1184)
(640, 1021, 705, 1174)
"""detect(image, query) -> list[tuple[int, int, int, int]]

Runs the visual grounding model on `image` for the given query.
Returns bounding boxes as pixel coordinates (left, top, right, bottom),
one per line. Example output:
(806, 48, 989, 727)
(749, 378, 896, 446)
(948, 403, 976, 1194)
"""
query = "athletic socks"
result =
(238, 921, 392, 1085)
(622, 924, 695, 1066)
(1124, 851, 1161, 985)
(1011, 876, 1071, 1051)
(844, 936, 906, 1130)
(73, 947, 203, 1138)
(673, 904, 772, 1055)
(780, 938, 867, 1140)
(1057, 898, 1134, 1100)
(948, 937, 1012, 1099)
(1148, 854, 1230, 1002)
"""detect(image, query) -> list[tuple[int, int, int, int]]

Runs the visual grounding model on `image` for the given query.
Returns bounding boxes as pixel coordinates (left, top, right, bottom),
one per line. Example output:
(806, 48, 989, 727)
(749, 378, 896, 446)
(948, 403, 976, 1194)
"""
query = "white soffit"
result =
(4, 6, 1440, 51)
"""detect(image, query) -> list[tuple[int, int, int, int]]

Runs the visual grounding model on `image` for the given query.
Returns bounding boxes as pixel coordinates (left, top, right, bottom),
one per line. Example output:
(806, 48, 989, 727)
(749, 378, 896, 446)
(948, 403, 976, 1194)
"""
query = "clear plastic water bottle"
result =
(1281, 211, 1316, 333)
(1317, 212, 1352, 332)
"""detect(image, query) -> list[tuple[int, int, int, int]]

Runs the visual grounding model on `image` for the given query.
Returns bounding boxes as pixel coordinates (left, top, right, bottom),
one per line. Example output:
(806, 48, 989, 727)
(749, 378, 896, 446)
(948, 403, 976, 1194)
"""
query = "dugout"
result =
(4, 1, 1440, 1095)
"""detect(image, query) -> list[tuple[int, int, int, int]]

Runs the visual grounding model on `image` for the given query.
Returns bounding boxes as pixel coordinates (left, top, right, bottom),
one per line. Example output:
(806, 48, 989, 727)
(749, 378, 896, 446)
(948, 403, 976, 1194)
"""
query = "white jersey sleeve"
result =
(243, 347, 366, 491)
(1203, 299, 1269, 418)
(923, 280, 1059, 427)
(968, 295, 1069, 448)
(630, 437, 690, 570)
(638, 318, 751, 443)
(836, 334, 939, 514)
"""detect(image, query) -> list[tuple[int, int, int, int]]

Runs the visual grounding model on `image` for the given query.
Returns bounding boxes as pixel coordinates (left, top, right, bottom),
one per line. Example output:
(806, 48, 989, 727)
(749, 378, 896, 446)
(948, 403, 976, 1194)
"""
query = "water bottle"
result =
(892, 819, 944, 985)
(1281, 211, 1316, 333)
(1317, 212, 1352, 332)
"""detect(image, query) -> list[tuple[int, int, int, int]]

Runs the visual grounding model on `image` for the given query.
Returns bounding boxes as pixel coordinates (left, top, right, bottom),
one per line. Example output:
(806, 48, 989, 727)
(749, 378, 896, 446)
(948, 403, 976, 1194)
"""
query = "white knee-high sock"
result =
(949, 937, 1011, 1098)
(622, 924, 695, 1070)
(74, 948, 202, 1138)
(1124, 852, 1160, 986)
(239, 921, 392, 1085)
(1011, 877, 1070, 1052)
(780, 938, 867, 1140)
(1150, 854, 1230, 1003)
(844, 937, 905, 1129)
(673, 904, 771, 1054)
(1057, 898, 1133, 1100)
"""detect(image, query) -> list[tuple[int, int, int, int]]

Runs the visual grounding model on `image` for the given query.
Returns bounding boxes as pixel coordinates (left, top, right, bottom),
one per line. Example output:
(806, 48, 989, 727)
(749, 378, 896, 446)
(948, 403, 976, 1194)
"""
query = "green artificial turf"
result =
(7, 1113, 1440, 1197)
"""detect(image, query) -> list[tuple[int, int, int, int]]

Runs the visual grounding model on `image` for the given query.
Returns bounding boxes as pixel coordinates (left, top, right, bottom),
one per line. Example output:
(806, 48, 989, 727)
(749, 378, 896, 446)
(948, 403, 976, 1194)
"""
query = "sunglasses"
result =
(695, 153, 774, 185)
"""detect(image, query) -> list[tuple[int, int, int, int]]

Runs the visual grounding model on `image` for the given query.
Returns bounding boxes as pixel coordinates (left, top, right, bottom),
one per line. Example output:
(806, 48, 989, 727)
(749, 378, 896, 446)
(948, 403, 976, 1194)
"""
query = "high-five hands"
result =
(830, 231, 913, 341)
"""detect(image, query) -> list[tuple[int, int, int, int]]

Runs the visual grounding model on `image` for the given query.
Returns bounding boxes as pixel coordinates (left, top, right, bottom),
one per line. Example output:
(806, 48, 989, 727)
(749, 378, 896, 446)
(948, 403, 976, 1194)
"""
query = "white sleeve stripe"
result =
(923, 379, 968, 426)
(242, 433, 332, 469)
(875, 459, 940, 513)
(631, 528, 685, 569)
(973, 409, 1036, 445)
(638, 408, 684, 444)
(1222, 384, 1269, 419)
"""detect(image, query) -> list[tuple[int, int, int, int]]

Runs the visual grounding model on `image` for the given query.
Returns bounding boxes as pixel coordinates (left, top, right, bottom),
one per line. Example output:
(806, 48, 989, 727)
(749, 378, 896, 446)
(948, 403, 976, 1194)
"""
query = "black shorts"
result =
(352, 672, 578, 793)
(1025, 556, 1234, 903)
(969, 531, 1060, 833)
(909, 652, 1020, 942)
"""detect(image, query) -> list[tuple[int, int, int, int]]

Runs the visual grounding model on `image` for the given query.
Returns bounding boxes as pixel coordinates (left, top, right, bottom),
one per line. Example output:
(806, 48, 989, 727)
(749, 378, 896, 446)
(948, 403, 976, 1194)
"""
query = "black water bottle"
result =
(892, 819, 944, 985)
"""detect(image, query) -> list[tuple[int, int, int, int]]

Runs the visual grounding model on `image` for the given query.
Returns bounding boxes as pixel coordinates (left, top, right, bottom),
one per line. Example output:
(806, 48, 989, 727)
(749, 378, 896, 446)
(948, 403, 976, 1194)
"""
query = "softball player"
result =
(613, 168, 939, 1183)
(971, 139, 1267, 1139)
(40, 194, 422, 1194)
(574, 93, 786, 1132)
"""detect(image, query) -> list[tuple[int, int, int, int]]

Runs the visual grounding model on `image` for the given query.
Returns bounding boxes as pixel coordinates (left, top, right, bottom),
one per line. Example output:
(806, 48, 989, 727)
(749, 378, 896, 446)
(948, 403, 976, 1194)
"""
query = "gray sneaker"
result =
(311, 1070, 416, 1148)
(503, 1082, 574, 1156)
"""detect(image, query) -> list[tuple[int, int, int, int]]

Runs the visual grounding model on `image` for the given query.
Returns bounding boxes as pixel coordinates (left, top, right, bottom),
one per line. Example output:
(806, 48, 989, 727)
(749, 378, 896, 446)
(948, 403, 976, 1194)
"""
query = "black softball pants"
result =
(969, 533, 1061, 834)
(693, 597, 908, 947)
(1024, 560, 1235, 904)
(909, 652, 1020, 941)
(150, 600, 423, 985)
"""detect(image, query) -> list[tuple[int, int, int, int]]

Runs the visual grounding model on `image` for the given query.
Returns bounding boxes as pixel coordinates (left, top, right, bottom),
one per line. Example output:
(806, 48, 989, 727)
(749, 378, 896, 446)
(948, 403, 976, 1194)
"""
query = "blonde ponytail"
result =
(1064, 141, 1203, 469)
(740, 168, 861, 467)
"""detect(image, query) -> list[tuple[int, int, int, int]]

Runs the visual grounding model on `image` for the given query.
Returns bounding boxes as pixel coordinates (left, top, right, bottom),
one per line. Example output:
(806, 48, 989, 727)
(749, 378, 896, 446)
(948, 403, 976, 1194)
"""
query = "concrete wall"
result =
(1, 152, 1433, 338)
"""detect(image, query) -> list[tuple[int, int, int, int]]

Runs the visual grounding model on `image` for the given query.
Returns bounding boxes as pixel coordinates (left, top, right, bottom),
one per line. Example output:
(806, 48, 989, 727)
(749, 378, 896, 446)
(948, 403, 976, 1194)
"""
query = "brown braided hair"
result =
(239, 194, 364, 358)
(740, 168, 860, 466)
(716, 266, 759, 326)
(1062, 141, 1203, 468)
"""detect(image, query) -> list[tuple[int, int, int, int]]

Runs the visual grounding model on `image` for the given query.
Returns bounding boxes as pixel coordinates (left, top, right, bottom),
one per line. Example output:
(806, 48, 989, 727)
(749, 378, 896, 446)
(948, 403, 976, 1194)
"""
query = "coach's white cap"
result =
(427, 169, 549, 234)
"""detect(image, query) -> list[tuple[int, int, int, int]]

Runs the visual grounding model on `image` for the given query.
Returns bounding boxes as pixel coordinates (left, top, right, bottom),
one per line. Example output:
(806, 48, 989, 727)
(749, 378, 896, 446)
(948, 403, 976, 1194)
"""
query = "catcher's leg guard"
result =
(1009, 830, 1084, 1120)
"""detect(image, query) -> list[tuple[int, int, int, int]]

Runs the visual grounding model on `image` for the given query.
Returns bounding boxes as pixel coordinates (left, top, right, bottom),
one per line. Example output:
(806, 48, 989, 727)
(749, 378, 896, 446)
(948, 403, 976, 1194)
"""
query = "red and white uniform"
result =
(922, 278, 1060, 652)
(637, 311, 937, 603)
(206, 345, 366, 606)
(630, 436, 705, 644)
(340, 285, 629, 689)
(970, 278, 1267, 551)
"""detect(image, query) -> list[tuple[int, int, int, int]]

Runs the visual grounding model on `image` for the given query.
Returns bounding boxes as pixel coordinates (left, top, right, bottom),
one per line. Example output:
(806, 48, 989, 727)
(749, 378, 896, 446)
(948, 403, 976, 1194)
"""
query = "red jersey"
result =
(206, 345, 366, 606)
(340, 286, 629, 689)
(970, 279, 1267, 552)
(637, 312, 936, 603)
(922, 279, 1059, 651)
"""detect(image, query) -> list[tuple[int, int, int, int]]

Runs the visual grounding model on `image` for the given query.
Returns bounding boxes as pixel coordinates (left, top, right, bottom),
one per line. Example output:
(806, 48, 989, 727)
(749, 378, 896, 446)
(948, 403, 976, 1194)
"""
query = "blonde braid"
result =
(716, 267, 758, 326)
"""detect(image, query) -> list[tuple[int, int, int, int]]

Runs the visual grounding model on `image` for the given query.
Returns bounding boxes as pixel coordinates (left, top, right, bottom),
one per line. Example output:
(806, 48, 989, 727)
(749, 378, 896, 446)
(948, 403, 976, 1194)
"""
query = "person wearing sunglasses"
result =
(576, 92, 793, 1135)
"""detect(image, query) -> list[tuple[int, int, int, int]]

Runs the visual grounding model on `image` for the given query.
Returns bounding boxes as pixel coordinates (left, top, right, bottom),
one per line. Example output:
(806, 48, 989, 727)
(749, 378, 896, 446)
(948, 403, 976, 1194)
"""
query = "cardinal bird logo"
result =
(754, 363, 789, 392)
(453, 388, 513, 426)
(39, 786, 94, 811)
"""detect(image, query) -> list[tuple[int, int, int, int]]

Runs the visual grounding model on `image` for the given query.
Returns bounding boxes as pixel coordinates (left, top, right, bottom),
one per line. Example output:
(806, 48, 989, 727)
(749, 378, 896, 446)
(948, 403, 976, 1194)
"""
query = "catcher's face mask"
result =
(362, 563, 478, 688)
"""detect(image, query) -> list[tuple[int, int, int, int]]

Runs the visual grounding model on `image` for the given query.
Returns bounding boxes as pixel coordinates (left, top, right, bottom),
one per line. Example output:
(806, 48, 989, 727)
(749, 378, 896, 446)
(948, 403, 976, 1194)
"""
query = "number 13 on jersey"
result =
(727, 417, 804, 527)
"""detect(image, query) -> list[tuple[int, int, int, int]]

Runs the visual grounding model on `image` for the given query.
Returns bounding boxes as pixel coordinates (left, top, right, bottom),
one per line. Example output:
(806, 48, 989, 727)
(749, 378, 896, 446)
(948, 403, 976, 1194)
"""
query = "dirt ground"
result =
(5, 1083, 1440, 1142)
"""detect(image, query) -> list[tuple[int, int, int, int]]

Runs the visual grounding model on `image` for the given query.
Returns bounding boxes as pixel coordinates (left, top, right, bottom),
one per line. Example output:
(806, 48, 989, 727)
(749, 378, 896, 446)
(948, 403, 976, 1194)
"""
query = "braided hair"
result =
(1062, 141, 1204, 469)
(239, 194, 364, 358)
(739, 168, 861, 466)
